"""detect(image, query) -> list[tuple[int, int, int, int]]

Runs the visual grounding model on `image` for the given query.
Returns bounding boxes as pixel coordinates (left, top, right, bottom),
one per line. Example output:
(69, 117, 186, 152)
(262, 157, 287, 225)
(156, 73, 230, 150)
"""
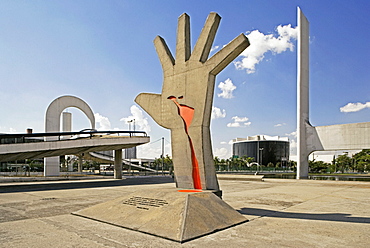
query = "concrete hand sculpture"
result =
(135, 13, 249, 190)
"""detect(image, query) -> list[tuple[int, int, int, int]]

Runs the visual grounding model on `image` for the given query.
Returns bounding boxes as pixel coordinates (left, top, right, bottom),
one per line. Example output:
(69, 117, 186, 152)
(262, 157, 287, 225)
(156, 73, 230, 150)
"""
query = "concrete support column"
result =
(297, 7, 310, 179)
(78, 156, 83, 173)
(114, 149, 122, 179)
(44, 157, 60, 176)
(44, 134, 60, 176)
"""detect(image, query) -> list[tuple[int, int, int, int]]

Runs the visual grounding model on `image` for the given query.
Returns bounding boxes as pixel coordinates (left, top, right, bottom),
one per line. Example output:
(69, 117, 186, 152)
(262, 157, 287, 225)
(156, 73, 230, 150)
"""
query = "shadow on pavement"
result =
(0, 177, 175, 193)
(238, 207, 370, 224)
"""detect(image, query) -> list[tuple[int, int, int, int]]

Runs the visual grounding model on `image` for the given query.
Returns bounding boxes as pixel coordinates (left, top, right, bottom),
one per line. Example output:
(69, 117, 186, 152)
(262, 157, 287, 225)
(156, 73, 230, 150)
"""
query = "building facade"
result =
(232, 135, 289, 166)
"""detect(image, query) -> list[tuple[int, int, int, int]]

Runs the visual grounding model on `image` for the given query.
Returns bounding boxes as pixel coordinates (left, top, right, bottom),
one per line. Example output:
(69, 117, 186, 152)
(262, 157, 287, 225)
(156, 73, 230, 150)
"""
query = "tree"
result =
(267, 162, 274, 168)
(28, 159, 43, 172)
(335, 153, 351, 173)
(214, 156, 221, 171)
(289, 160, 297, 171)
(309, 160, 330, 173)
(220, 158, 227, 171)
(153, 155, 173, 172)
(229, 157, 238, 171)
(243, 156, 254, 167)
(353, 149, 370, 172)
(225, 158, 231, 171)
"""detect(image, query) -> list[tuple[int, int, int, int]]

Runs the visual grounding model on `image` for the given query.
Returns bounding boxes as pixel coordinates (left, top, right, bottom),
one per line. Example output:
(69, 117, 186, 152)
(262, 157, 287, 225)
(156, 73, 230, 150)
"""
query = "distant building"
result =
(232, 135, 289, 166)
(124, 147, 137, 159)
(96, 147, 136, 160)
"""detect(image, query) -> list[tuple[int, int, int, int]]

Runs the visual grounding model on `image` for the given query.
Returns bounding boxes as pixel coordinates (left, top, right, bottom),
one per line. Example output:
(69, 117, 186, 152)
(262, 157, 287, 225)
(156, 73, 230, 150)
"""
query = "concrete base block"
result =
(72, 189, 247, 243)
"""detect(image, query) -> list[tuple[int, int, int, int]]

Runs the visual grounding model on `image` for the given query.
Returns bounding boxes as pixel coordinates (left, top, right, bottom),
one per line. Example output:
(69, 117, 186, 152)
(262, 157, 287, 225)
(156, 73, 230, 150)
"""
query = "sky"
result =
(0, 0, 369, 160)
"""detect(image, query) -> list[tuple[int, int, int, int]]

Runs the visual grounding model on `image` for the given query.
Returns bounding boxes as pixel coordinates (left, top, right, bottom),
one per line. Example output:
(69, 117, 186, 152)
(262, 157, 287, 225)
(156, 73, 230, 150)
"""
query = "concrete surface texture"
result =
(296, 7, 310, 179)
(135, 13, 249, 190)
(73, 189, 246, 242)
(44, 95, 95, 176)
(310, 122, 370, 152)
(1, 177, 369, 247)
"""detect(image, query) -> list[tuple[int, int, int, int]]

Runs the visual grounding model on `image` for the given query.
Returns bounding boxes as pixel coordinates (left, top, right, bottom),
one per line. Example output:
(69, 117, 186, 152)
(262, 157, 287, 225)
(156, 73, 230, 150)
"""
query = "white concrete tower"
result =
(62, 112, 73, 171)
(62, 112, 72, 133)
(295, 7, 370, 179)
(297, 7, 310, 179)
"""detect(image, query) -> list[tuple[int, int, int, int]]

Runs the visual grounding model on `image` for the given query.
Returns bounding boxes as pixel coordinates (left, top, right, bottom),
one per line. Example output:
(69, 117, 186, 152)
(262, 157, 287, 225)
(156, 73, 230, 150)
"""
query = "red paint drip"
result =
(178, 189, 202, 193)
(189, 137, 202, 189)
(169, 96, 202, 189)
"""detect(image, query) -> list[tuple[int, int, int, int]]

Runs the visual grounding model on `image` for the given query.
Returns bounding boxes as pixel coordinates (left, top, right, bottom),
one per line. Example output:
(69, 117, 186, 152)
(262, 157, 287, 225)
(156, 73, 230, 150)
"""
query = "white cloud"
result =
(227, 122, 241, 128)
(137, 142, 171, 159)
(290, 139, 297, 148)
(220, 141, 227, 145)
(213, 147, 229, 159)
(94, 113, 111, 130)
(137, 144, 160, 159)
(283, 130, 297, 156)
(232, 116, 249, 122)
(227, 116, 251, 128)
(274, 123, 286, 127)
(211, 106, 226, 120)
(217, 78, 236, 99)
(340, 102, 370, 113)
(211, 45, 220, 52)
(290, 139, 297, 156)
(234, 24, 297, 74)
(120, 105, 151, 133)
(286, 130, 297, 138)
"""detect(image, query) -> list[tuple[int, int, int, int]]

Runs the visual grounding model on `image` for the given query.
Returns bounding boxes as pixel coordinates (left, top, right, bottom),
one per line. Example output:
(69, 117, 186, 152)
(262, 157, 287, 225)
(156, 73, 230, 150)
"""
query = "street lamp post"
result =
(259, 148, 264, 172)
(161, 137, 164, 175)
(126, 119, 136, 174)
(127, 119, 136, 132)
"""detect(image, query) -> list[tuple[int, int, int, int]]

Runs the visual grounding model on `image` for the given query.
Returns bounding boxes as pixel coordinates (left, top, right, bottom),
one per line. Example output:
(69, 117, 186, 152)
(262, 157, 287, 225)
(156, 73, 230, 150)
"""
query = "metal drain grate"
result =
(122, 196, 168, 210)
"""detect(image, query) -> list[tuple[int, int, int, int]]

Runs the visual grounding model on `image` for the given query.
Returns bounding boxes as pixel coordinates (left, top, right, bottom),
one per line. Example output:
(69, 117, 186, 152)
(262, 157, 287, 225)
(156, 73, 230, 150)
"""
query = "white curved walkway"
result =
(0, 135, 149, 162)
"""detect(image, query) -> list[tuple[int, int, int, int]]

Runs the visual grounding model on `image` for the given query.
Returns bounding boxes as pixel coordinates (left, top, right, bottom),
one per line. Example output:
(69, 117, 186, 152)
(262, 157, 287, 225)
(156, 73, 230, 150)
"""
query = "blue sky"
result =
(0, 0, 369, 160)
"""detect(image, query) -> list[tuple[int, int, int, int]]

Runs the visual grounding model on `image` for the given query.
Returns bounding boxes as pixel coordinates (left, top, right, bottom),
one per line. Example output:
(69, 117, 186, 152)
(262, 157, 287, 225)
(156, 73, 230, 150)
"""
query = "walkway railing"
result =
(0, 130, 147, 144)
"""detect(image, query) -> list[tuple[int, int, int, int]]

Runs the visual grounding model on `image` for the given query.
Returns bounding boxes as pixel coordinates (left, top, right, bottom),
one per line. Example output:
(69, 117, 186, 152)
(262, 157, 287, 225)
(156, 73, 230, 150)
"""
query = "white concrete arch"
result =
(44, 95, 95, 176)
(45, 95, 95, 133)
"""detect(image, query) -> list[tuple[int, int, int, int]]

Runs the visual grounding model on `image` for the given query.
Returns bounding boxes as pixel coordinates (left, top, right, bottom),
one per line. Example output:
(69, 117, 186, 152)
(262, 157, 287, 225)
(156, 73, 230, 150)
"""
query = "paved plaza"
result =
(0, 176, 369, 247)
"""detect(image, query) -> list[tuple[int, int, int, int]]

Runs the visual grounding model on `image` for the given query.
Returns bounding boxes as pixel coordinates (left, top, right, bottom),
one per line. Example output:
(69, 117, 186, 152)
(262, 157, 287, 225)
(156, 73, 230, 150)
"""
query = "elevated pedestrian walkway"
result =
(0, 130, 149, 162)
(87, 151, 156, 172)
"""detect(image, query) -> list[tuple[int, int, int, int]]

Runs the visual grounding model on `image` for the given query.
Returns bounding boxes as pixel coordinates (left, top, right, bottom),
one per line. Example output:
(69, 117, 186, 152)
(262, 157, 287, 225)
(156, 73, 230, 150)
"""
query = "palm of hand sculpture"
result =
(135, 13, 249, 190)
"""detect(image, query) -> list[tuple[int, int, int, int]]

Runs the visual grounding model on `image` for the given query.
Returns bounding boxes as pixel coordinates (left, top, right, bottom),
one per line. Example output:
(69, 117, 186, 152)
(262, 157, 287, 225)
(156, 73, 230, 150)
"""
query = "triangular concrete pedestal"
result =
(72, 189, 247, 242)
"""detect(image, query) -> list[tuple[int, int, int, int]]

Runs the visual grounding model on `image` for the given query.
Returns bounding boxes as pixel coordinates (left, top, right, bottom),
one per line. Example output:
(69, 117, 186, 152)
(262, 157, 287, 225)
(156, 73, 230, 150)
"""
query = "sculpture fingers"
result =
(176, 13, 191, 63)
(135, 93, 163, 126)
(190, 12, 221, 63)
(154, 36, 175, 76)
(207, 34, 250, 75)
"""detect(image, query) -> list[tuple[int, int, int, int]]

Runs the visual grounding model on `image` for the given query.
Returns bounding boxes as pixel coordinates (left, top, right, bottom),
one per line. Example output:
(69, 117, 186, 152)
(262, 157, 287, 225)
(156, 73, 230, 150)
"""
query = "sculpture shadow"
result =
(238, 207, 370, 224)
(0, 176, 175, 193)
